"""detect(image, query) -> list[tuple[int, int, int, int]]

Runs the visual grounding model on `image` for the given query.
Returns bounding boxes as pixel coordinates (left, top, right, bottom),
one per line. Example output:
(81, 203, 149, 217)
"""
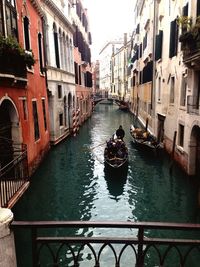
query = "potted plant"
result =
(0, 35, 35, 77)
(179, 16, 200, 51)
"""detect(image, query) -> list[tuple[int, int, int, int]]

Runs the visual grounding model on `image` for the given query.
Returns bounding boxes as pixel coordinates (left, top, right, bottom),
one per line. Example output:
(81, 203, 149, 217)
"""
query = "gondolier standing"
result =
(116, 125, 125, 140)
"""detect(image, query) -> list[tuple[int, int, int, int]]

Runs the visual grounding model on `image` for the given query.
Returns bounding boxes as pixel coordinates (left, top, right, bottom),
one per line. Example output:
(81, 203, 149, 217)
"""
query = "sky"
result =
(82, 0, 134, 61)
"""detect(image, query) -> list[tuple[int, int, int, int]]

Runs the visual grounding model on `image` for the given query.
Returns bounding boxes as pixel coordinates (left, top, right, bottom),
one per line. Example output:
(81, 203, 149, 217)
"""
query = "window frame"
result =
(32, 100, 40, 141)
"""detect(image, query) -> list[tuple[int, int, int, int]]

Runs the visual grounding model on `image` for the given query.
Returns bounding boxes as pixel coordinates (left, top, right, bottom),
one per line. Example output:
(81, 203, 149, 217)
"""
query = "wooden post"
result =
(170, 131, 177, 173)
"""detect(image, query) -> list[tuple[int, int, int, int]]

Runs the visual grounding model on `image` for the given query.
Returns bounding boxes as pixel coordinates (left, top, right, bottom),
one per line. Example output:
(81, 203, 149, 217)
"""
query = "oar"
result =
(82, 142, 106, 151)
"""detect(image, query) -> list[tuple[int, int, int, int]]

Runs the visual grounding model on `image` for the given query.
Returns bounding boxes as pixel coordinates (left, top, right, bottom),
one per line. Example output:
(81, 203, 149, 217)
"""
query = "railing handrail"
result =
(11, 220, 200, 230)
(11, 220, 200, 267)
(0, 150, 27, 178)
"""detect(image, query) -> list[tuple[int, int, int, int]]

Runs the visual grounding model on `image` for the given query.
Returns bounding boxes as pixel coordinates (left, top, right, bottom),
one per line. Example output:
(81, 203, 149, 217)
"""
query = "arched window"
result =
(53, 23, 60, 68)
(38, 32, 44, 74)
(24, 16, 30, 51)
(70, 39, 74, 73)
(59, 28, 63, 69)
(62, 32, 66, 70)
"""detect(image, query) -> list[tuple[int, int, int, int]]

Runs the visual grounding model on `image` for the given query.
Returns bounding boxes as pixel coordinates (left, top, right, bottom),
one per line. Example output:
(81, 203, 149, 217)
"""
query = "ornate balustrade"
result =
(11, 220, 200, 267)
(0, 144, 29, 207)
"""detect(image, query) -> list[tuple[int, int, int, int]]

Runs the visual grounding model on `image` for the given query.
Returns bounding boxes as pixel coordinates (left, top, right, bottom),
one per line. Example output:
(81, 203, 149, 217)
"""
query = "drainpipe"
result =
(0, 208, 17, 267)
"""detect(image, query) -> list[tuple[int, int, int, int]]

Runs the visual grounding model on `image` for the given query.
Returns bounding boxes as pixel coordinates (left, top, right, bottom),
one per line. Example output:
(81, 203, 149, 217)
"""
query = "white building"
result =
(131, 0, 200, 176)
(41, 0, 76, 145)
(99, 40, 123, 98)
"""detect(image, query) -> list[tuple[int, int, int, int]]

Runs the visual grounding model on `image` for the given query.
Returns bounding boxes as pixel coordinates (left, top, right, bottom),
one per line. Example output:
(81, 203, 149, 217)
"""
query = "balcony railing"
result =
(187, 95, 200, 115)
(11, 220, 200, 267)
(0, 144, 29, 207)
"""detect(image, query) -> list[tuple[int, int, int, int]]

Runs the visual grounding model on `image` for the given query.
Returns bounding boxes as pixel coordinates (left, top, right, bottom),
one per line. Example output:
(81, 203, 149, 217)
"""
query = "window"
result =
(79, 65, 82, 85)
(32, 101, 40, 141)
(24, 16, 30, 51)
(1, 0, 17, 38)
(58, 85, 62, 99)
(0, 1, 4, 35)
(38, 33, 44, 74)
(170, 76, 175, 103)
(197, 0, 200, 17)
(74, 62, 78, 84)
(22, 98, 27, 120)
(143, 32, 147, 51)
(53, 23, 60, 68)
(178, 124, 184, 147)
(59, 113, 63, 126)
(42, 98, 47, 131)
(169, 19, 179, 58)
(155, 30, 163, 61)
(180, 74, 187, 106)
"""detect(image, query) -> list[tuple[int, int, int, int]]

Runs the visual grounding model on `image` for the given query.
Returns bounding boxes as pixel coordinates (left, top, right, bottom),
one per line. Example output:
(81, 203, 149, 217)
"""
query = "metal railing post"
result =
(136, 226, 144, 267)
(31, 228, 38, 267)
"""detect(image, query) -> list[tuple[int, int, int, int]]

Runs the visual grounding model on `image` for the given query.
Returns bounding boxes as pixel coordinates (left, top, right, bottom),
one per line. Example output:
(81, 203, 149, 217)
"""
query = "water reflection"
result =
(104, 165, 128, 200)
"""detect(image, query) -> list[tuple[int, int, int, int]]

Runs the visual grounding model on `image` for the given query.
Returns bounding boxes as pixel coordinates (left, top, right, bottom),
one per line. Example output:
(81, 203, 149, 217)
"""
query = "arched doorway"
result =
(0, 99, 20, 168)
(189, 125, 200, 176)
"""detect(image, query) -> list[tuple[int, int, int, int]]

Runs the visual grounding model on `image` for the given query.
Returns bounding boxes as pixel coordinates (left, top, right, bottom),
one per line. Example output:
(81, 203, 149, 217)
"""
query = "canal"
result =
(12, 103, 200, 266)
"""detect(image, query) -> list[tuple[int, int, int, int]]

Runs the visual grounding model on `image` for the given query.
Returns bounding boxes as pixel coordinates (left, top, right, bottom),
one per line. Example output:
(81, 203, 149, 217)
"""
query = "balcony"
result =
(0, 36, 35, 87)
(179, 23, 200, 69)
(187, 95, 200, 115)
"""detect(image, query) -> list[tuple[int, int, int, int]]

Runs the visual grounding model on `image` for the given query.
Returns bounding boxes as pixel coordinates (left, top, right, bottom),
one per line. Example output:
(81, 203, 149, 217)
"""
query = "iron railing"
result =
(0, 144, 29, 207)
(11, 220, 200, 267)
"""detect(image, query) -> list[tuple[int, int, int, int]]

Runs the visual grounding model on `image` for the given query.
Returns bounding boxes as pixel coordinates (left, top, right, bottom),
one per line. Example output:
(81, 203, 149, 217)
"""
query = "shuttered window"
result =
(197, 0, 200, 16)
(143, 32, 147, 51)
(74, 62, 78, 84)
(143, 61, 153, 83)
(155, 30, 163, 61)
(169, 19, 179, 58)
(0, 2, 4, 35)
(136, 24, 140, 34)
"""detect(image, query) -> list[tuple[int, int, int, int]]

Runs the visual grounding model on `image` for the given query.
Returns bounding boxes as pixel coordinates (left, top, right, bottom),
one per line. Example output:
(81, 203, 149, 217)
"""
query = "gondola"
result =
(104, 136, 128, 169)
(130, 125, 162, 152)
(114, 100, 129, 111)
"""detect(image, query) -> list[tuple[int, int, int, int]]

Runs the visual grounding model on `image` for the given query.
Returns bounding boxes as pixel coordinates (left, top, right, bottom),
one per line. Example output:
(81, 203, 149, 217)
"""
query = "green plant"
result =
(0, 35, 35, 69)
(179, 19, 200, 50)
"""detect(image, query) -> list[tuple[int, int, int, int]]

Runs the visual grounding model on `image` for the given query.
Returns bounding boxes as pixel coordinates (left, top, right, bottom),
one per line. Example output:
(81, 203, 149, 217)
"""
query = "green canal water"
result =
(12, 104, 200, 266)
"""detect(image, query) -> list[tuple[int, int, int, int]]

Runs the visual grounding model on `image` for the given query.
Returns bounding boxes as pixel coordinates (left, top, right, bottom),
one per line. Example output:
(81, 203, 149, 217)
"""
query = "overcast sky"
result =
(82, 0, 134, 61)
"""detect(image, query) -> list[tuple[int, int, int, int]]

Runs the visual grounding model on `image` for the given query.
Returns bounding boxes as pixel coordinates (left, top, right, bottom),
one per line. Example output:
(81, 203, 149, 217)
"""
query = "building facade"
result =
(0, 0, 50, 175)
(72, 0, 93, 127)
(99, 40, 124, 98)
(130, 0, 200, 176)
(41, 0, 76, 145)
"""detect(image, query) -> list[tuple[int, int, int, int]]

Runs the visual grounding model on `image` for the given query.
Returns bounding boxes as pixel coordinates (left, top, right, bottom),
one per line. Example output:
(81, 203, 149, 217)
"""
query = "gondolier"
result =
(116, 125, 125, 140)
